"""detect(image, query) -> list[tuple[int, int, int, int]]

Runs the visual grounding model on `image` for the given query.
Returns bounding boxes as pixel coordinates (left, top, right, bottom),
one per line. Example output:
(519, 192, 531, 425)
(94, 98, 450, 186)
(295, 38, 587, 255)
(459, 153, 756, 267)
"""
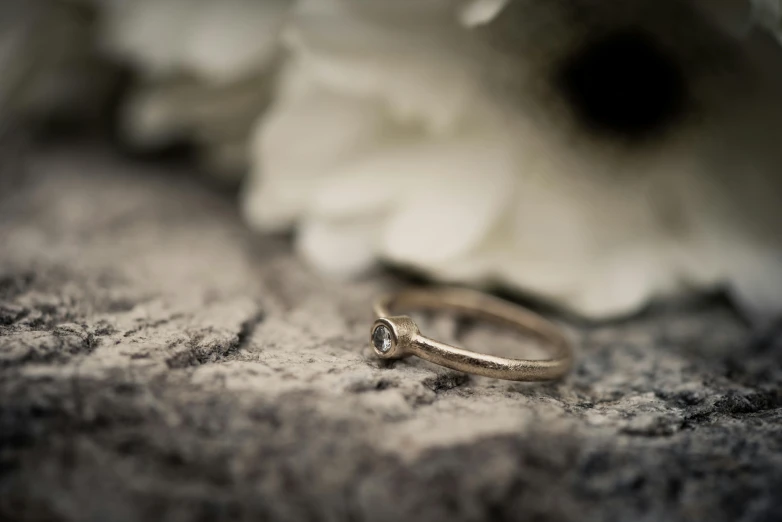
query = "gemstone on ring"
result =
(372, 324, 393, 353)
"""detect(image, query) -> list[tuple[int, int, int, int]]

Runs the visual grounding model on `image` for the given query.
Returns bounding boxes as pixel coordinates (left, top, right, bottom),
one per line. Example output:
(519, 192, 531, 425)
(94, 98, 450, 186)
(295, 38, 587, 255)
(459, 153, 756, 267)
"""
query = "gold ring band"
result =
(370, 288, 573, 381)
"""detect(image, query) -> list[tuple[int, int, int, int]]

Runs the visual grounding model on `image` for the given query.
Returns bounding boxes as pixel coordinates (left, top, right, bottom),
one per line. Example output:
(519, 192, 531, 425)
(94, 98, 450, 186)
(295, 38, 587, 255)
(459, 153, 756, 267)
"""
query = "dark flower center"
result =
(557, 30, 688, 141)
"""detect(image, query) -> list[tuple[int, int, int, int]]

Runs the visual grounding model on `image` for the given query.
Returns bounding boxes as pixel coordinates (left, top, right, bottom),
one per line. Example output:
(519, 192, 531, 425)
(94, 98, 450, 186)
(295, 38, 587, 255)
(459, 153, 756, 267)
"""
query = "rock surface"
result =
(1, 147, 781, 522)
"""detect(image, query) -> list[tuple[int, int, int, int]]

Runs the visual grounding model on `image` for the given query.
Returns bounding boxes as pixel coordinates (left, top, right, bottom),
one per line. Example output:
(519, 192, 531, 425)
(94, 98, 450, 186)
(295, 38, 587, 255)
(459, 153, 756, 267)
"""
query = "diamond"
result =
(372, 324, 393, 353)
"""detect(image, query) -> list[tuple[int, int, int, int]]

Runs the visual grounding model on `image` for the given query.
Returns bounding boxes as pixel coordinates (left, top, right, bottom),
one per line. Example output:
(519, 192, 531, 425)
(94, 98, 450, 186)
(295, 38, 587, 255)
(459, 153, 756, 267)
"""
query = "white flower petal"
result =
(241, 85, 387, 231)
(101, 0, 289, 81)
(309, 163, 400, 220)
(458, 0, 509, 27)
(490, 242, 677, 318)
(568, 251, 679, 318)
(494, 250, 589, 306)
(706, 240, 782, 323)
(257, 87, 387, 182)
(100, 0, 193, 76)
(181, 0, 289, 82)
(296, 218, 380, 277)
(288, 0, 485, 133)
(308, 141, 457, 221)
(380, 139, 515, 266)
(424, 249, 497, 285)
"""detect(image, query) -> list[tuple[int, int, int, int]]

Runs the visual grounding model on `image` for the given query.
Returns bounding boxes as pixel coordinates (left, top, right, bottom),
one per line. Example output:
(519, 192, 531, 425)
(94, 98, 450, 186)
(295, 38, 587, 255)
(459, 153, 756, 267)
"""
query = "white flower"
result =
(242, 0, 782, 319)
(97, 0, 291, 174)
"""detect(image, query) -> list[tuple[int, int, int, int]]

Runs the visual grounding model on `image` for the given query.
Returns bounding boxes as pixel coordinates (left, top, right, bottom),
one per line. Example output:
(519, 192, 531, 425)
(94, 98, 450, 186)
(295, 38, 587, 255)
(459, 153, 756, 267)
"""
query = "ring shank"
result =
(373, 288, 572, 381)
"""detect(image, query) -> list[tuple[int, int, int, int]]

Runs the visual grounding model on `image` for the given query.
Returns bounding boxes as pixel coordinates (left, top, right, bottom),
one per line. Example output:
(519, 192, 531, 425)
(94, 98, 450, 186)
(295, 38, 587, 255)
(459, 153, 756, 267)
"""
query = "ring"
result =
(370, 288, 573, 381)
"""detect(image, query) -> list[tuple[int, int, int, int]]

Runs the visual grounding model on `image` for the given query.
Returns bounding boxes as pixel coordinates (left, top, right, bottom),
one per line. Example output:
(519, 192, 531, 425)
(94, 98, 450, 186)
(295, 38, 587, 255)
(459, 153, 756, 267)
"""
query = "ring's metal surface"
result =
(371, 288, 573, 381)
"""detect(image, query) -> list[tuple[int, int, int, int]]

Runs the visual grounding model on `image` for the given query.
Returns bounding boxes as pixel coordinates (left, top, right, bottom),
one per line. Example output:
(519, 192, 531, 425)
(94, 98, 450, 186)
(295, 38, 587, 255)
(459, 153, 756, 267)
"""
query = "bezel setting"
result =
(372, 324, 393, 354)
(370, 318, 398, 357)
(370, 316, 418, 359)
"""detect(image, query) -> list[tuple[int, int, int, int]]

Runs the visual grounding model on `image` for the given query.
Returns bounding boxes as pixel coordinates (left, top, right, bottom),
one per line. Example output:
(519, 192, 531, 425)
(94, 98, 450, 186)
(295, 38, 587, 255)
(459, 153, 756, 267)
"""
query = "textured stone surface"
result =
(1, 146, 781, 522)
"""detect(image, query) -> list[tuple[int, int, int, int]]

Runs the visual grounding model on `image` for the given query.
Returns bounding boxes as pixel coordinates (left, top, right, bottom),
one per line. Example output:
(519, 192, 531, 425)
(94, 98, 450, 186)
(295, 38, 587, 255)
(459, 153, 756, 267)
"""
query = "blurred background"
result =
(2, 0, 782, 321)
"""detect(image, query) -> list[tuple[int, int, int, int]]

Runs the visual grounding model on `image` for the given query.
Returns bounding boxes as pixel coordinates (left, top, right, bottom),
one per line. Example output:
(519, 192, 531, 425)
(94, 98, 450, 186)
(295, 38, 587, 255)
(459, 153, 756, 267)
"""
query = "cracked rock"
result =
(0, 147, 781, 522)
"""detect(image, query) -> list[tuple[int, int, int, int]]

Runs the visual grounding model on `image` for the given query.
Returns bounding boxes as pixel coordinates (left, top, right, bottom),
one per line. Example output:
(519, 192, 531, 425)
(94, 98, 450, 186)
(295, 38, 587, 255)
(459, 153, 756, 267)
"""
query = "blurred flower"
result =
(97, 0, 291, 175)
(242, 0, 782, 319)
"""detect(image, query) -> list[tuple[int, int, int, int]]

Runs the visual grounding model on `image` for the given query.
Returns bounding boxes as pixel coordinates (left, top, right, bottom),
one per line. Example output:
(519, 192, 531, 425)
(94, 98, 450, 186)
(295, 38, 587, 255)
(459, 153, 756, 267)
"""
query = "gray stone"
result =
(0, 146, 781, 522)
